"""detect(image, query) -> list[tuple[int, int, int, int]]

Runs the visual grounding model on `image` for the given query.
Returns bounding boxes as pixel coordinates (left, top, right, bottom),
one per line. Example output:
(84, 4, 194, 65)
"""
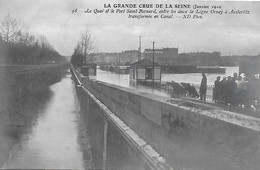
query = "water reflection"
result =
(0, 73, 91, 169)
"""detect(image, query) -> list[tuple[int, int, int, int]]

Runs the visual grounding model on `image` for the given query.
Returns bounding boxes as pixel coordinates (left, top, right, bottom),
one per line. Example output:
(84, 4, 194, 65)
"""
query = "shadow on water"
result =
(0, 68, 64, 167)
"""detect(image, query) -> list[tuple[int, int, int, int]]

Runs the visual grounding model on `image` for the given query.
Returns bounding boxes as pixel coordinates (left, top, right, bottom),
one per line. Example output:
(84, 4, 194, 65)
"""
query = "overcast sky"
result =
(0, 0, 260, 56)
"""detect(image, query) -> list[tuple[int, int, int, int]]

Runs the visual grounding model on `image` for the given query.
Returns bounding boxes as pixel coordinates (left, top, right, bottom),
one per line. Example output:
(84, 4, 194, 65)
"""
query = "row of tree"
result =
(70, 29, 95, 67)
(0, 14, 67, 65)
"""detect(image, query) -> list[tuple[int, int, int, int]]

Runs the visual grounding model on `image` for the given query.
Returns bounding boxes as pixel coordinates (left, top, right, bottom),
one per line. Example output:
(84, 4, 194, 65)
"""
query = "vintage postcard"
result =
(0, 0, 259, 170)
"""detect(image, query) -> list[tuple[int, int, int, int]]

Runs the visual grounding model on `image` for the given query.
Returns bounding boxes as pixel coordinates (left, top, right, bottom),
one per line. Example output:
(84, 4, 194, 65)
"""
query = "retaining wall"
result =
(78, 71, 260, 170)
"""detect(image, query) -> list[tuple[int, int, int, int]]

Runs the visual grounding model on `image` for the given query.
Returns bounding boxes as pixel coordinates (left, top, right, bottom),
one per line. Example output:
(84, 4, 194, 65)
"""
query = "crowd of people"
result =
(199, 72, 260, 110)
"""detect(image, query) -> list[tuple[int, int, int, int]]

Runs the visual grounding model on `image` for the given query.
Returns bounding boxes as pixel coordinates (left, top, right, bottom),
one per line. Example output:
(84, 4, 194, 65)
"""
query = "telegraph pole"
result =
(139, 36, 141, 61)
(152, 41, 155, 86)
(118, 53, 121, 74)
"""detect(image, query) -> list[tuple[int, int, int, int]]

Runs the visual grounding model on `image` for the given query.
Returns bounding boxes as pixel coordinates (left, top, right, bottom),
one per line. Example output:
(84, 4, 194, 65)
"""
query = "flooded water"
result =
(90, 69, 169, 97)
(91, 67, 239, 99)
(95, 67, 239, 86)
(162, 66, 239, 85)
(0, 74, 91, 169)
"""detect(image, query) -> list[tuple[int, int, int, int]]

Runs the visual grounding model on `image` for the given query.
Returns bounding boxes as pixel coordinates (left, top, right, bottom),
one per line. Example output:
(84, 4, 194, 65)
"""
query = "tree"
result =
(71, 43, 84, 67)
(0, 14, 66, 65)
(37, 35, 54, 50)
(19, 30, 35, 46)
(79, 29, 95, 63)
(71, 28, 95, 66)
(0, 14, 21, 43)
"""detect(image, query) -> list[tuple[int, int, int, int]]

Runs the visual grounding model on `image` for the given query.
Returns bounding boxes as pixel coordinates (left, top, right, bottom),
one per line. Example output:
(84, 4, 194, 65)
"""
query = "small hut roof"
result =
(130, 59, 160, 68)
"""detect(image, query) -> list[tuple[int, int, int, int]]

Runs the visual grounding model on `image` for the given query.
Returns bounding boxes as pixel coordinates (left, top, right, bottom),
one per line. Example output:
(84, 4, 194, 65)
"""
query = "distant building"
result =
(144, 48, 178, 65)
(93, 49, 222, 67)
(177, 51, 221, 66)
(120, 50, 139, 65)
(95, 52, 119, 64)
(94, 50, 139, 65)
(239, 55, 260, 76)
(221, 55, 245, 66)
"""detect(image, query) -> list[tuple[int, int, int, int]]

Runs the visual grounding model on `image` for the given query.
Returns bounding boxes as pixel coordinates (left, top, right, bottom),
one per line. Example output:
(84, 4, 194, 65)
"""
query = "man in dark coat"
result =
(219, 77, 227, 104)
(213, 76, 221, 103)
(199, 72, 207, 101)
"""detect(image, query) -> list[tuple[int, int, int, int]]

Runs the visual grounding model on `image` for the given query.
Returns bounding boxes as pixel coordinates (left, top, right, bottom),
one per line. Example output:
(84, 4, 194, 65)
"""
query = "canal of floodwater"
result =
(0, 74, 92, 169)
(0, 70, 146, 169)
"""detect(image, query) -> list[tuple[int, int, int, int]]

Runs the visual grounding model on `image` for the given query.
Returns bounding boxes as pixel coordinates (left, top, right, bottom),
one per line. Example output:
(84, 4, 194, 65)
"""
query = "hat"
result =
(240, 73, 245, 78)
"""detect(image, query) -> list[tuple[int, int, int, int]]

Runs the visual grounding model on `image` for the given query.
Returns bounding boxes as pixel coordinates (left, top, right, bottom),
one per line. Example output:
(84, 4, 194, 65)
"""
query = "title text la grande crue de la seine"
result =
(82, 3, 250, 20)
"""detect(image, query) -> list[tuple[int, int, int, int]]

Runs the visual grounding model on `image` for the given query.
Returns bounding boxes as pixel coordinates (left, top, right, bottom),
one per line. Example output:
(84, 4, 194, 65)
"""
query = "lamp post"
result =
(152, 41, 155, 86)
(118, 53, 121, 74)
(138, 36, 141, 61)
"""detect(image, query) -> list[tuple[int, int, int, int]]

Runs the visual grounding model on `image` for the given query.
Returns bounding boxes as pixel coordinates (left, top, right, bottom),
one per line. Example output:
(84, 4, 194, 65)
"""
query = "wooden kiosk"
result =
(129, 59, 161, 82)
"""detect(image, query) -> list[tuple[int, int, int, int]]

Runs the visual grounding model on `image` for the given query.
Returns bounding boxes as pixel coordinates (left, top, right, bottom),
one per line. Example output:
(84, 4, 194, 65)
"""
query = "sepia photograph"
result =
(0, 0, 260, 170)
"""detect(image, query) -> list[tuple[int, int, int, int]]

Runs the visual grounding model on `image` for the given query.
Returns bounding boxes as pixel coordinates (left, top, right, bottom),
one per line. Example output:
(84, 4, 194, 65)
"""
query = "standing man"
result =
(199, 72, 207, 101)
(219, 77, 227, 104)
(213, 76, 221, 103)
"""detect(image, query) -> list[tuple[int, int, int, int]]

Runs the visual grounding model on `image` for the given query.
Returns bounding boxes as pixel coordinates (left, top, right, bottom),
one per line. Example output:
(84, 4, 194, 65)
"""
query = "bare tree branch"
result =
(0, 14, 21, 43)
(38, 35, 54, 51)
(71, 28, 96, 66)
(80, 29, 95, 62)
(19, 30, 35, 46)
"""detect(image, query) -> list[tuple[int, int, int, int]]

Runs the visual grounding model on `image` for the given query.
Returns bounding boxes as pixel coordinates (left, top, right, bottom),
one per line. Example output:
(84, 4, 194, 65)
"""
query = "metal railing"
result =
(161, 81, 214, 101)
